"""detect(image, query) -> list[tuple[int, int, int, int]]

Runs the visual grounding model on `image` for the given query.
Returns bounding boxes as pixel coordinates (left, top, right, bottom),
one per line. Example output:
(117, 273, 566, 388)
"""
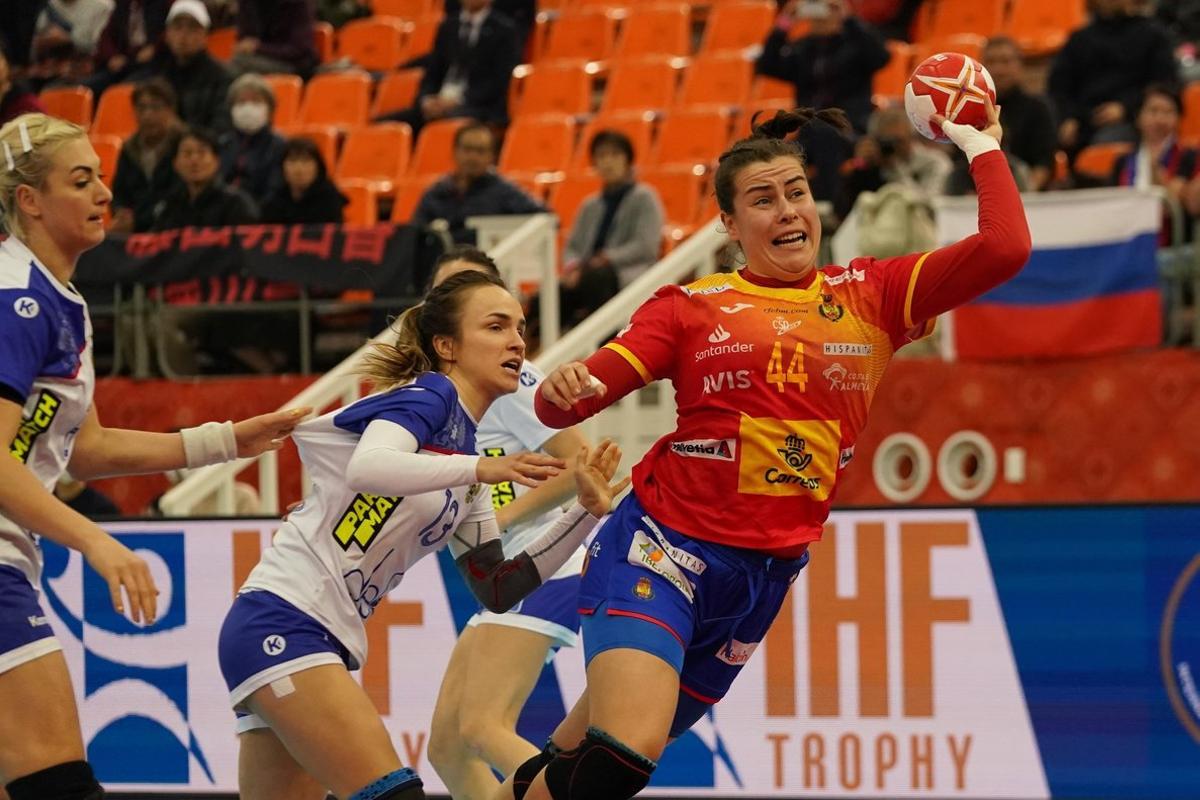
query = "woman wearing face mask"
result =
(220, 73, 287, 206)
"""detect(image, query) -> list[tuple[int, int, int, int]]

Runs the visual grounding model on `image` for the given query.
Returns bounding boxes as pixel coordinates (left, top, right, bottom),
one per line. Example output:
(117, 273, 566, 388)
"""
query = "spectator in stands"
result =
(444, 0, 534, 53)
(559, 129, 664, 326)
(152, 125, 259, 229)
(755, 0, 890, 134)
(111, 77, 183, 232)
(837, 104, 952, 217)
(316, 0, 370, 28)
(229, 0, 318, 78)
(0, 1, 48, 70)
(87, 0, 170, 96)
(31, 0, 115, 84)
(155, 0, 232, 132)
(0, 41, 48, 126)
(220, 73, 286, 205)
(1049, 0, 1178, 156)
(412, 121, 545, 241)
(379, 0, 521, 133)
(260, 135, 348, 223)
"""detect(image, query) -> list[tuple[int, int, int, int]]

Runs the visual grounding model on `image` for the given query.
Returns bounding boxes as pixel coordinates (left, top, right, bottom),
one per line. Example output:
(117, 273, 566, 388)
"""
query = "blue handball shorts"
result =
(466, 571, 582, 651)
(217, 589, 353, 733)
(578, 492, 808, 738)
(0, 565, 61, 675)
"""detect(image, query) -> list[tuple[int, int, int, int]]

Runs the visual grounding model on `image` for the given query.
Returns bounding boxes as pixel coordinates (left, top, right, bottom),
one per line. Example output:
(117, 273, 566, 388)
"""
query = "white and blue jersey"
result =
(0, 236, 94, 586)
(238, 372, 494, 670)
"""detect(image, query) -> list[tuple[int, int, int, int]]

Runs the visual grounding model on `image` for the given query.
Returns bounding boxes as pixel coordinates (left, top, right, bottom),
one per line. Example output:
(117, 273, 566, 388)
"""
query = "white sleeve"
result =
(494, 364, 561, 451)
(345, 418, 480, 496)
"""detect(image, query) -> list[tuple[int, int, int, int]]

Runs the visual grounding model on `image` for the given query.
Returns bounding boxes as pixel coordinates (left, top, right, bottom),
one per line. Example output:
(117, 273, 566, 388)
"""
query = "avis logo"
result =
(708, 324, 731, 343)
(40, 533, 214, 784)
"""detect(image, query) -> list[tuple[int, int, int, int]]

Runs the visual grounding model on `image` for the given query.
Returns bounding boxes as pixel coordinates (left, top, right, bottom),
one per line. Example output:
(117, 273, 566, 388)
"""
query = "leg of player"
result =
(241, 663, 417, 799)
(237, 727, 328, 800)
(428, 626, 503, 800)
(0, 653, 101, 800)
(519, 648, 677, 800)
(494, 688, 591, 800)
(460, 623, 557, 774)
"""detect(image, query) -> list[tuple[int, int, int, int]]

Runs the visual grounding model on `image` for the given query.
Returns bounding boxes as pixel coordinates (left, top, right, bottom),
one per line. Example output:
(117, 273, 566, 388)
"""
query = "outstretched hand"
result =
(234, 407, 312, 458)
(573, 439, 630, 518)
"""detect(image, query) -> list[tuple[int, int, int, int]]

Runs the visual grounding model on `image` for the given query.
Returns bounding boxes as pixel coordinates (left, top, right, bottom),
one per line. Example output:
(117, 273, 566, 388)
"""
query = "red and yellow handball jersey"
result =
(602, 259, 932, 553)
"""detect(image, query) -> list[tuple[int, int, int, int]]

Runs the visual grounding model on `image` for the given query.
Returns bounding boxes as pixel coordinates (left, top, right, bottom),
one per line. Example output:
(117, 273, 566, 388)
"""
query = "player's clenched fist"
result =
(540, 361, 607, 410)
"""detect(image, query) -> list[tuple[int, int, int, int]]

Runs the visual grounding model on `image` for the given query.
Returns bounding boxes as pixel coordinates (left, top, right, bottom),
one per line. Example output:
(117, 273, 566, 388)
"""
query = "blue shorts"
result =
(467, 572, 582, 650)
(578, 492, 808, 738)
(0, 564, 60, 675)
(217, 590, 353, 732)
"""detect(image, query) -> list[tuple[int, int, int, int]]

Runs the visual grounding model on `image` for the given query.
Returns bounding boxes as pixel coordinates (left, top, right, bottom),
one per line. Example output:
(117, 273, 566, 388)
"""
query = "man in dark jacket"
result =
(230, 0, 318, 78)
(1049, 0, 1178, 154)
(153, 0, 233, 133)
(413, 122, 545, 241)
(444, 0, 533, 52)
(87, 0, 170, 96)
(152, 126, 259, 229)
(379, 0, 520, 133)
(755, 0, 891, 134)
(111, 77, 184, 232)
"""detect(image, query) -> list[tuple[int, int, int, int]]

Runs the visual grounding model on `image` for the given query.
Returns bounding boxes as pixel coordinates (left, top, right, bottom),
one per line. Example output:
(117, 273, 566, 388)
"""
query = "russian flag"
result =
(936, 188, 1162, 360)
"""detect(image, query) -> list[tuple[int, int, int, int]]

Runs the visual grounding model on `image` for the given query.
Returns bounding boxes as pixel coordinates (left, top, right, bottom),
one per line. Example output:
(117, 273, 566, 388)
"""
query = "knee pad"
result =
(6, 760, 104, 800)
(347, 767, 424, 800)
(543, 727, 656, 800)
(512, 739, 562, 800)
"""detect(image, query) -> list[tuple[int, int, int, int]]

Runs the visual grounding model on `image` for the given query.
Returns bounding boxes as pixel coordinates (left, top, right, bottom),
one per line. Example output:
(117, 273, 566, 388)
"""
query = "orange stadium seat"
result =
(336, 123, 413, 194)
(750, 75, 794, 102)
(1073, 142, 1133, 182)
(498, 114, 577, 177)
(391, 174, 440, 222)
(573, 112, 654, 168)
(1005, 0, 1086, 56)
(299, 71, 372, 130)
(650, 108, 731, 169)
(701, 1, 776, 55)
(641, 166, 704, 243)
(277, 123, 340, 170)
(1182, 83, 1200, 144)
(373, 0, 436, 18)
(262, 74, 302, 128)
(313, 22, 335, 62)
(613, 3, 691, 60)
(401, 17, 442, 62)
(924, 0, 1005, 39)
(92, 83, 136, 139)
(371, 69, 424, 119)
(515, 62, 593, 117)
(909, 0, 935, 42)
(914, 33, 985, 65)
(600, 57, 682, 114)
(338, 17, 408, 71)
(541, 10, 617, 62)
(40, 85, 93, 128)
(207, 27, 237, 61)
(409, 117, 469, 177)
(338, 178, 380, 225)
(88, 133, 121, 188)
(676, 53, 753, 109)
(873, 40, 913, 103)
(548, 171, 602, 232)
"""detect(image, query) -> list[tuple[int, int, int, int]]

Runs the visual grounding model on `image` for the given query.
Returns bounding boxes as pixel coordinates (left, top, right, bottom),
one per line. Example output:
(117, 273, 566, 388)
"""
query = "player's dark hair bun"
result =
(748, 107, 853, 141)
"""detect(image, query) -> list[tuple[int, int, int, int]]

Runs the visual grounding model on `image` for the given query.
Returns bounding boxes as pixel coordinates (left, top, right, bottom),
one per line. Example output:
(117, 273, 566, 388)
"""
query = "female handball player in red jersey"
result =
(499, 101, 1031, 800)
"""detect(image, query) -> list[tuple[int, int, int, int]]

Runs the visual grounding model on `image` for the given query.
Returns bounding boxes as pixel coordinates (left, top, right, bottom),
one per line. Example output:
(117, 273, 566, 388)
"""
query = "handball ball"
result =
(903, 52, 996, 143)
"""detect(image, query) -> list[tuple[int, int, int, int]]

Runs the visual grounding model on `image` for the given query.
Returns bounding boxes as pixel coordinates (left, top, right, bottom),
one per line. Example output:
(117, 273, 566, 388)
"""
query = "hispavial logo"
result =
(708, 324, 731, 343)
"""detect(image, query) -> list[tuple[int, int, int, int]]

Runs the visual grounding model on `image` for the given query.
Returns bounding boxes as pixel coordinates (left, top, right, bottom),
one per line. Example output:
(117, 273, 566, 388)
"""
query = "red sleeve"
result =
(906, 150, 1032, 327)
(871, 150, 1032, 338)
(533, 286, 680, 428)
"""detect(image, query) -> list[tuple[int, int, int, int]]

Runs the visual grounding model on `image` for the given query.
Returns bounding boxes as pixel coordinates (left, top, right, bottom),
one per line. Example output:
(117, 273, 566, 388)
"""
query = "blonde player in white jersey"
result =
(424, 247, 591, 800)
(216, 267, 627, 800)
(0, 113, 305, 800)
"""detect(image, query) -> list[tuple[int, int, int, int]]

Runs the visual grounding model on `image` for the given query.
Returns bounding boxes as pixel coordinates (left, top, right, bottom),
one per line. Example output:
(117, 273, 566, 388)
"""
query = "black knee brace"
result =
(347, 767, 424, 800)
(512, 739, 562, 800)
(543, 727, 656, 800)
(6, 760, 104, 800)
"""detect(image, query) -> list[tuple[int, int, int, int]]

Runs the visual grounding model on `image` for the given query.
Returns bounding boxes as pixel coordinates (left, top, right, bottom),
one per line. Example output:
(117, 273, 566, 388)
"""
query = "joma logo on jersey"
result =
(9, 390, 61, 464)
(333, 493, 401, 551)
(483, 447, 516, 508)
(702, 369, 751, 394)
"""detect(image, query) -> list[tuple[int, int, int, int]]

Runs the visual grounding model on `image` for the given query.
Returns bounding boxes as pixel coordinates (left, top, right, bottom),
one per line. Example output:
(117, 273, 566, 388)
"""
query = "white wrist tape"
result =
(181, 421, 238, 467)
(941, 119, 1001, 164)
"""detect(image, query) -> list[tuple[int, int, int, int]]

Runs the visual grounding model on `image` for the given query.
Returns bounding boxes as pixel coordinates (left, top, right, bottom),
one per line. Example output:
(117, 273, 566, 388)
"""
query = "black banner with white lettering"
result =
(74, 224, 441, 304)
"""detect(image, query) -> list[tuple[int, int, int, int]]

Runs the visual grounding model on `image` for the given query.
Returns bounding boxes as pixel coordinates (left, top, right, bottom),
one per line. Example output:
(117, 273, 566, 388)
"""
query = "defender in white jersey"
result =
(423, 250, 592, 800)
(0, 114, 306, 800)
(217, 269, 628, 800)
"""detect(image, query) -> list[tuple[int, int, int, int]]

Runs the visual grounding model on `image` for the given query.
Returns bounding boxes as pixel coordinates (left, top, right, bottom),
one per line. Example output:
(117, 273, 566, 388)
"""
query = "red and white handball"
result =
(903, 52, 996, 143)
